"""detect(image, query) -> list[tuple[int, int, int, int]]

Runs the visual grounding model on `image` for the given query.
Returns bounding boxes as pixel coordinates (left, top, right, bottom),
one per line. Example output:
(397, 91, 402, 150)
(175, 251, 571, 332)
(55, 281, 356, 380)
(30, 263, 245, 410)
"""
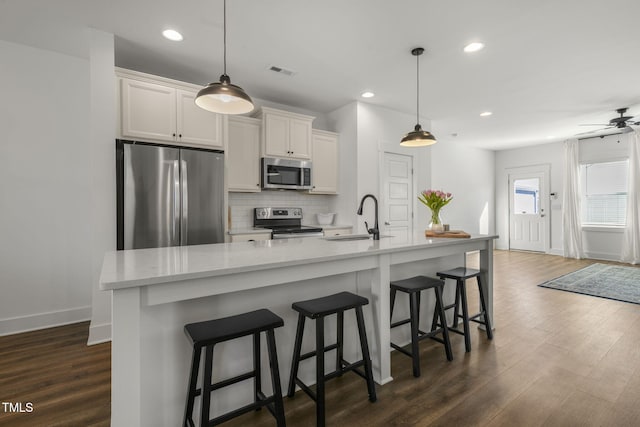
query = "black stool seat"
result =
(292, 291, 368, 318)
(391, 276, 444, 292)
(437, 267, 481, 281)
(288, 291, 376, 427)
(435, 267, 492, 353)
(390, 276, 453, 377)
(185, 309, 284, 346)
(183, 309, 286, 427)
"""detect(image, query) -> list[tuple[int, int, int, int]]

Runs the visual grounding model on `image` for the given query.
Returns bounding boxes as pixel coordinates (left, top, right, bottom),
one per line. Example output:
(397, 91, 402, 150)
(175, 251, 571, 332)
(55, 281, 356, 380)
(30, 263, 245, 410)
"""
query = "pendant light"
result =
(400, 47, 437, 147)
(195, 0, 254, 114)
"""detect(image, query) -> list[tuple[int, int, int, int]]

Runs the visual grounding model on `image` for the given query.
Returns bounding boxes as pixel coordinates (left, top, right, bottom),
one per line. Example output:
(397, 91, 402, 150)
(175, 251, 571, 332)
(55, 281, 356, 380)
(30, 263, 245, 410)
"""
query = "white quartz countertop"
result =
(100, 233, 497, 291)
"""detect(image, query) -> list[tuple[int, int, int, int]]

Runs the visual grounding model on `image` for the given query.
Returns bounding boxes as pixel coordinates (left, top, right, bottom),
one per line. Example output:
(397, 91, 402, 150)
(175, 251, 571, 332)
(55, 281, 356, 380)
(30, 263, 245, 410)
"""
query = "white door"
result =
(382, 152, 413, 241)
(509, 171, 548, 252)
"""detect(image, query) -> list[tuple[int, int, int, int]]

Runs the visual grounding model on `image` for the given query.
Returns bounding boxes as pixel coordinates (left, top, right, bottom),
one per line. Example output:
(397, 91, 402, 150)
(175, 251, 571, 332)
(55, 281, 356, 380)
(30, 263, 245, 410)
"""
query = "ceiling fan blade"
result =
(575, 129, 601, 136)
(578, 123, 609, 126)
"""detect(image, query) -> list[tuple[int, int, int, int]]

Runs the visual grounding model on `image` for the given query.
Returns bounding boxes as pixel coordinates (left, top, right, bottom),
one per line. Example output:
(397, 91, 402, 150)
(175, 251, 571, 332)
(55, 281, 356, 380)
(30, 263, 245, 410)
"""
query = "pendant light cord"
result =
(223, 0, 227, 75)
(416, 51, 420, 124)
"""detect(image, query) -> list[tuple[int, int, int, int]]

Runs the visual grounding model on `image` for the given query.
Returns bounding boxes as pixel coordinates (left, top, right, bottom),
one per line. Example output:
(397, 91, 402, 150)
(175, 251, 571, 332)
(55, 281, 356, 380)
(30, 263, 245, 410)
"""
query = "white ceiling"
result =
(2, 0, 640, 150)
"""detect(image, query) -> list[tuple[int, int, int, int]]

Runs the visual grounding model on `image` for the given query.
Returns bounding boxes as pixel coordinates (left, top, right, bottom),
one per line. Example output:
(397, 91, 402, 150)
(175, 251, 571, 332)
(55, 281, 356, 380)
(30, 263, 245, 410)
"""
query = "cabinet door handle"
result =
(179, 134, 182, 138)
(173, 133, 176, 137)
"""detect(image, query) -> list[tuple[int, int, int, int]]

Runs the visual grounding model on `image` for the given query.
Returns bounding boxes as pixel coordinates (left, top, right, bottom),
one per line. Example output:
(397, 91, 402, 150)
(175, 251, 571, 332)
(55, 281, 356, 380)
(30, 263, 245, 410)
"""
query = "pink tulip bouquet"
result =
(418, 189, 453, 226)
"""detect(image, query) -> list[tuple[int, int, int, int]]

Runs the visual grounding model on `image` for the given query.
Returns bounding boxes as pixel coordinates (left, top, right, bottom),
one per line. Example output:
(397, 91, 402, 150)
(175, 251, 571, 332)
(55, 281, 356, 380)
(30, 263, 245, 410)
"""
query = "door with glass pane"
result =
(509, 171, 548, 252)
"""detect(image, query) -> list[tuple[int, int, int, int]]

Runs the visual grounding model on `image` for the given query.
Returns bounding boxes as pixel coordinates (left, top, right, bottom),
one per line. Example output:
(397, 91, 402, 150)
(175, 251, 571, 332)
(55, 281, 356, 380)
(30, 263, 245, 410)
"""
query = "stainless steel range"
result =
(254, 207, 323, 239)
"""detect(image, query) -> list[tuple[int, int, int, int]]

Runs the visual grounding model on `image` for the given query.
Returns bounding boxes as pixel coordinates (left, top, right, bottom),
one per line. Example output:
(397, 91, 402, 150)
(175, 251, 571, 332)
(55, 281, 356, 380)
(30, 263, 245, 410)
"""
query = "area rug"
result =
(538, 263, 640, 305)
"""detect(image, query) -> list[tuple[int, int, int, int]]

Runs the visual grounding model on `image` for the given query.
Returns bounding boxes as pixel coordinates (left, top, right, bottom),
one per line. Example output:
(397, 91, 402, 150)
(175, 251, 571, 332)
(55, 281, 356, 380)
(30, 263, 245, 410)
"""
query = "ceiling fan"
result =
(577, 107, 639, 135)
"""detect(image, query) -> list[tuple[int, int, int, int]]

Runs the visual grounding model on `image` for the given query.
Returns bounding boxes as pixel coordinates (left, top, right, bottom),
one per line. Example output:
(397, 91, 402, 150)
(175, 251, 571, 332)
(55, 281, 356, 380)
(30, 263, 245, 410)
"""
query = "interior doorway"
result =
(381, 152, 414, 240)
(508, 166, 550, 252)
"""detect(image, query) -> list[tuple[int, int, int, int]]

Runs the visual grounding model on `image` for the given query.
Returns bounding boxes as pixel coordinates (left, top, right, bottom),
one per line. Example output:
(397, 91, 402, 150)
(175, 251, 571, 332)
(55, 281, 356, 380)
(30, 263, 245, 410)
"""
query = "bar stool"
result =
(287, 291, 377, 427)
(434, 267, 493, 352)
(183, 309, 286, 427)
(390, 276, 453, 377)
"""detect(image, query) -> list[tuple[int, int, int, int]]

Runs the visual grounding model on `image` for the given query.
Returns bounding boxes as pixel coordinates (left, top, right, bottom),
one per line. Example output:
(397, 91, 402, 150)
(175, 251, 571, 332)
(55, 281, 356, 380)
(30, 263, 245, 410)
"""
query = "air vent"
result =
(268, 65, 297, 77)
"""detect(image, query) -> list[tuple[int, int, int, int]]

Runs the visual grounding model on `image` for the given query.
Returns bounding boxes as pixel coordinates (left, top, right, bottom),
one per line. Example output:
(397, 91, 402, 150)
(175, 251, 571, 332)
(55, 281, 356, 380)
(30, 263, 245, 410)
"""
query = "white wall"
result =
(495, 134, 630, 260)
(326, 102, 359, 227)
(327, 101, 495, 236)
(87, 30, 117, 344)
(431, 141, 495, 234)
(0, 40, 93, 335)
(495, 142, 564, 253)
(355, 102, 432, 234)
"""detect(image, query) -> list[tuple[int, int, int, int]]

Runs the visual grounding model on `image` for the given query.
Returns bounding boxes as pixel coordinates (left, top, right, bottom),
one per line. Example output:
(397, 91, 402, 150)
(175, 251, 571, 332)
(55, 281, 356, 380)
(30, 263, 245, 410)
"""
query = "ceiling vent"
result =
(268, 65, 296, 77)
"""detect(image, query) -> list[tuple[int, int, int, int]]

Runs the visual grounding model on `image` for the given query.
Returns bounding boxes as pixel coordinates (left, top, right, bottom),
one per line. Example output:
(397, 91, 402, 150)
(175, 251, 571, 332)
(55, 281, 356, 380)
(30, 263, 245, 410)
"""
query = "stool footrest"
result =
(294, 377, 317, 402)
(292, 358, 368, 402)
(469, 313, 487, 322)
(299, 343, 339, 361)
(210, 370, 256, 392)
(211, 395, 276, 425)
(391, 318, 411, 328)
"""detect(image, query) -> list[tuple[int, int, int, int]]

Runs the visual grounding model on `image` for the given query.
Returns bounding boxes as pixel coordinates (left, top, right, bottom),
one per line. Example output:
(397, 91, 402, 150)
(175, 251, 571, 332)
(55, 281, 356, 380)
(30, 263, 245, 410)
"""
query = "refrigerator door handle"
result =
(172, 160, 180, 245)
(181, 159, 188, 246)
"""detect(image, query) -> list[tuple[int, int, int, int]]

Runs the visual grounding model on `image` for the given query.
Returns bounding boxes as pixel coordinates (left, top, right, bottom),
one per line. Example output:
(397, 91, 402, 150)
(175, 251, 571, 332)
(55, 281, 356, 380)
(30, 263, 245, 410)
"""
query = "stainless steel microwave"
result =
(261, 157, 312, 190)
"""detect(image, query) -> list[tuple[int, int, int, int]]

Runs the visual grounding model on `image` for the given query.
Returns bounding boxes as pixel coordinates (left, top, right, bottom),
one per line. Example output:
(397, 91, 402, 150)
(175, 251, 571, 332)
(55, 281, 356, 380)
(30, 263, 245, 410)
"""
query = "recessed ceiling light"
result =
(361, 91, 375, 98)
(546, 135, 555, 139)
(162, 29, 183, 41)
(463, 42, 484, 53)
(480, 111, 492, 117)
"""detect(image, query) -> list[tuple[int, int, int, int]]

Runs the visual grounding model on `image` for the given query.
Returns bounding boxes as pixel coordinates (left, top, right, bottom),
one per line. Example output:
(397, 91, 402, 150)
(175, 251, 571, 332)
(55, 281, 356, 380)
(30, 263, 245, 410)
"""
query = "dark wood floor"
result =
(2, 250, 640, 426)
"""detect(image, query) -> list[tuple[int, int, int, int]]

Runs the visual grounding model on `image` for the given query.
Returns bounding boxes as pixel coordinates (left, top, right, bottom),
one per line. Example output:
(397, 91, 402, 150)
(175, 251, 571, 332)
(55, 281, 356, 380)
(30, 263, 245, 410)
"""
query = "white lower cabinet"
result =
(230, 233, 271, 242)
(323, 227, 352, 237)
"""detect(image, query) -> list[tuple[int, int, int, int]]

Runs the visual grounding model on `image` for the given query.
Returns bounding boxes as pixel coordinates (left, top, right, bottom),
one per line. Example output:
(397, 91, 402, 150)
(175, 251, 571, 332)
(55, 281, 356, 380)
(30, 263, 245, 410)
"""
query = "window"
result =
(580, 160, 628, 226)
(513, 178, 539, 214)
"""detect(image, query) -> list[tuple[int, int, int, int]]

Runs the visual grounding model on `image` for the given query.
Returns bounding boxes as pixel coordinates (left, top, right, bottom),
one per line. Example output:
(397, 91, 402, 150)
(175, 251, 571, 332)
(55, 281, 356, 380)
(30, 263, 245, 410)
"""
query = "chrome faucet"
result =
(357, 194, 380, 240)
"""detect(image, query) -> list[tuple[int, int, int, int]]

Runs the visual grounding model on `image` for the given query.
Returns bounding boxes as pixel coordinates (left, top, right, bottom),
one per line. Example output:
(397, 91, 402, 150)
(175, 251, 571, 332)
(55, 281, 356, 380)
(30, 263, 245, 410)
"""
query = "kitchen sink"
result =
(324, 234, 372, 241)
(323, 234, 392, 241)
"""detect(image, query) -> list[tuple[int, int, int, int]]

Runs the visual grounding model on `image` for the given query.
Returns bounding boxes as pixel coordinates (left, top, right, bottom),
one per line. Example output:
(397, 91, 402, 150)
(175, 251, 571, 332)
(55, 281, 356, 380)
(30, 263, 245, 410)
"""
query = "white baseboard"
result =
(584, 251, 621, 262)
(0, 306, 91, 336)
(547, 248, 564, 256)
(87, 321, 112, 345)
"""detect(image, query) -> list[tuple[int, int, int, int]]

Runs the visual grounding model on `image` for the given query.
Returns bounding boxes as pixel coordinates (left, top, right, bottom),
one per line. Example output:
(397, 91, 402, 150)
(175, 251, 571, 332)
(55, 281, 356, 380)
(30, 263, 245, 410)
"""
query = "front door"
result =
(382, 152, 413, 240)
(509, 170, 548, 252)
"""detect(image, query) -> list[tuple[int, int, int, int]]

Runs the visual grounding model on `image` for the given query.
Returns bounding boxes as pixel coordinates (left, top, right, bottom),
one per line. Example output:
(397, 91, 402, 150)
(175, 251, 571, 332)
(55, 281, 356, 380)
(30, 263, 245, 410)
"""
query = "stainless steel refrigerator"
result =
(116, 140, 225, 250)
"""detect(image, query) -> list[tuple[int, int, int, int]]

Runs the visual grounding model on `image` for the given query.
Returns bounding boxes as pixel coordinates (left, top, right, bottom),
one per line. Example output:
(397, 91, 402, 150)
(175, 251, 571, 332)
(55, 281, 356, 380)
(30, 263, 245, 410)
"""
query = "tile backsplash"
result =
(229, 192, 335, 229)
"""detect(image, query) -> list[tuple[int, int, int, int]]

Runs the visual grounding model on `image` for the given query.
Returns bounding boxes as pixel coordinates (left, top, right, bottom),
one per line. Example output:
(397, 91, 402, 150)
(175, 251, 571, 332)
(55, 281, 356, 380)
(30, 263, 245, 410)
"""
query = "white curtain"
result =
(621, 130, 640, 264)
(562, 139, 584, 259)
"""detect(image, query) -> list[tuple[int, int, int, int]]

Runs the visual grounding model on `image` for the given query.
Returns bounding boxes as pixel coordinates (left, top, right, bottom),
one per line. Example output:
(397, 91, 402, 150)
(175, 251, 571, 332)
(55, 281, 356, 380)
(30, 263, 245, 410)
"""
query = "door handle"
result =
(540, 214, 546, 217)
(384, 221, 390, 225)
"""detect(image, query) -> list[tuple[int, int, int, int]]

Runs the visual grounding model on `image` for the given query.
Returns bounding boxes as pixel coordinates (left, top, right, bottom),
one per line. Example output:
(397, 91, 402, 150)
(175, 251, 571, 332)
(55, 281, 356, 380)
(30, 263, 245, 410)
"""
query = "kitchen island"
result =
(100, 233, 497, 426)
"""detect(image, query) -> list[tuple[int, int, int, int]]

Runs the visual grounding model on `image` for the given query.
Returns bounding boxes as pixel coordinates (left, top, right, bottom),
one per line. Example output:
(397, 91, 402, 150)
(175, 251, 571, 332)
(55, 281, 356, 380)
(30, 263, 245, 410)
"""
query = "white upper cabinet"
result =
(227, 116, 261, 192)
(119, 70, 224, 149)
(176, 89, 223, 147)
(310, 129, 339, 194)
(121, 78, 177, 143)
(256, 107, 314, 160)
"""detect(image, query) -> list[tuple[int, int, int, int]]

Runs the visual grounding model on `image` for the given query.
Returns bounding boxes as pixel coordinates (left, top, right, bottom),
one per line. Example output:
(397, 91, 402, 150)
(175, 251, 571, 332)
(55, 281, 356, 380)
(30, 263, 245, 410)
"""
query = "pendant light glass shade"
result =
(195, 0, 254, 115)
(400, 47, 437, 147)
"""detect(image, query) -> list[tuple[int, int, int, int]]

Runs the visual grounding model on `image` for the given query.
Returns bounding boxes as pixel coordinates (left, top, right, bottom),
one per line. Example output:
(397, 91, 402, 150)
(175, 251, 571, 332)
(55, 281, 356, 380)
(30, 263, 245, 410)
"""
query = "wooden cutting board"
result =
(425, 230, 471, 238)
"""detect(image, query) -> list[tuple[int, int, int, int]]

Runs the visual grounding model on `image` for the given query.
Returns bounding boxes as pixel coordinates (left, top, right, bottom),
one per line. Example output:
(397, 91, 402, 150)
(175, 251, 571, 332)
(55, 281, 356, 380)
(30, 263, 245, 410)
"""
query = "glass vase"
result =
(429, 210, 444, 233)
